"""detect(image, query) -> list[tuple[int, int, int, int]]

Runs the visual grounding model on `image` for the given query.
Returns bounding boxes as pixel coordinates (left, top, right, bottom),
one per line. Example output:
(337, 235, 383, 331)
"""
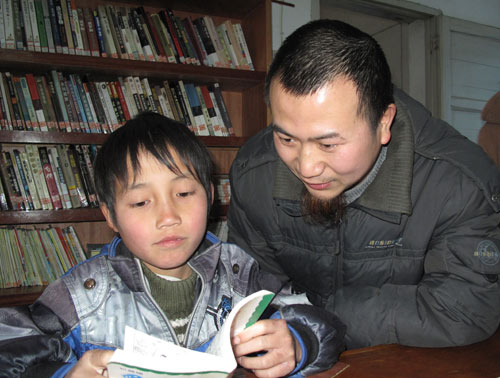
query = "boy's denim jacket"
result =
(0, 233, 345, 377)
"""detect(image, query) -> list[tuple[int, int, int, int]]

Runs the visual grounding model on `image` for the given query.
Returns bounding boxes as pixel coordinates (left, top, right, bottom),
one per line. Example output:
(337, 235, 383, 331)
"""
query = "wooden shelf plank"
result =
(0, 208, 105, 224)
(0, 49, 266, 91)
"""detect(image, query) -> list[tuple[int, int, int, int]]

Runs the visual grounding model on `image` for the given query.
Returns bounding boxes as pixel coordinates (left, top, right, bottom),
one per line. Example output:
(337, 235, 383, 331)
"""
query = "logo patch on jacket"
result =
(207, 295, 233, 330)
(474, 240, 500, 266)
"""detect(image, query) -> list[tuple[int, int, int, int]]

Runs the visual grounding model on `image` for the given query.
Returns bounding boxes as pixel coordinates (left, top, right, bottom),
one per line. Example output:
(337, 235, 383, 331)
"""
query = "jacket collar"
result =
(272, 93, 415, 222)
(108, 236, 220, 292)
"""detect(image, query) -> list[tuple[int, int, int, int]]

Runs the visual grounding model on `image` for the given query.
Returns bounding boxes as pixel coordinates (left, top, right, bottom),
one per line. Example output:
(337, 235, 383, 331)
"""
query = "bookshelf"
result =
(0, 0, 272, 306)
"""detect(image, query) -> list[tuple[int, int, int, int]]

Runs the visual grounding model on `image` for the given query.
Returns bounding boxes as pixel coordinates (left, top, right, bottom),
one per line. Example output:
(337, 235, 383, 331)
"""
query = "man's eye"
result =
(320, 143, 337, 150)
(279, 135, 293, 144)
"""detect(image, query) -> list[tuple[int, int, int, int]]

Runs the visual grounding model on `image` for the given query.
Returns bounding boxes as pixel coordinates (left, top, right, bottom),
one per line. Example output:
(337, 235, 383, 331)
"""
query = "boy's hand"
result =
(67, 349, 114, 378)
(231, 318, 302, 378)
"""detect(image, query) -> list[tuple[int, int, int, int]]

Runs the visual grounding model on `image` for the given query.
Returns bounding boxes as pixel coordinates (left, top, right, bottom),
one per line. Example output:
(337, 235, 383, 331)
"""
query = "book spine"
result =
(92, 8, 106, 57)
(37, 146, 62, 208)
(40, 0, 55, 53)
(125, 76, 142, 114)
(19, 76, 39, 130)
(34, 0, 48, 52)
(3, 72, 24, 130)
(74, 145, 97, 207)
(210, 83, 234, 135)
(25, 144, 52, 209)
(10, 147, 34, 210)
(116, 7, 135, 60)
(97, 5, 117, 58)
(60, 0, 75, 54)
(234, 23, 254, 70)
(25, 73, 47, 131)
(193, 17, 218, 68)
(85, 79, 109, 133)
(1, 149, 25, 210)
(183, 16, 207, 66)
(203, 16, 227, 68)
(45, 74, 66, 132)
(160, 10, 184, 64)
(69, 0, 83, 55)
(19, 149, 42, 209)
(12, 0, 24, 50)
(12, 75, 32, 131)
(82, 7, 99, 57)
(3, 0, 15, 49)
(130, 8, 153, 61)
(177, 81, 198, 134)
(47, 0, 62, 53)
(56, 71, 78, 131)
(20, 0, 34, 51)
(47, 146, 71, 208)
(106, 5, 126, 59)
(66, 144, 88, 207)
(184, 82, 208, 136)
(196, 85, 216, 136)
(140, 8, 165, 62)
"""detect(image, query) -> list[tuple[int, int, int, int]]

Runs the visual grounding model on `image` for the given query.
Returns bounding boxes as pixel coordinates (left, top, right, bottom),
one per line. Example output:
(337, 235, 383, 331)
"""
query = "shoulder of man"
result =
(396, 88, 500, 212)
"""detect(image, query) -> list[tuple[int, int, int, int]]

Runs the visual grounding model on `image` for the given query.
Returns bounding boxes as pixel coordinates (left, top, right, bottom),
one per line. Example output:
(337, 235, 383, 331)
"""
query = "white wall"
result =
(407, 0, 500, 29)
(273, 0, 500, 52)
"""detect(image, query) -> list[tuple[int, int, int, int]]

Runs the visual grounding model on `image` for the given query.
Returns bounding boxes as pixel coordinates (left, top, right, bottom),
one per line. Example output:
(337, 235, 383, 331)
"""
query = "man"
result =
(227, 19, 500, 349)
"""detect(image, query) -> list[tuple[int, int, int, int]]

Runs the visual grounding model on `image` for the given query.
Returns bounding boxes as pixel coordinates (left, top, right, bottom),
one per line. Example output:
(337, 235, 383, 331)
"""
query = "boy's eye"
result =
(132, 201, 148, 207)
(177, 191, 193, 198)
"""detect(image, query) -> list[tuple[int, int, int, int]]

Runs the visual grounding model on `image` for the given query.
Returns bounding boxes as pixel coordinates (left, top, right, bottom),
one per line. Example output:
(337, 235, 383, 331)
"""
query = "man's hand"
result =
(66, 349, 114, 378)
(231, 318, 302, 378)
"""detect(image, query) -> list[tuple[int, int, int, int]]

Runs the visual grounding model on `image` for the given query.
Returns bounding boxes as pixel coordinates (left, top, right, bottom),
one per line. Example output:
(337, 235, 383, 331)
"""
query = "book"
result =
(47, 0, 62, 53)
(82, 7, 99, 57)
(3, 72, 24, 130)
(175, 81, 196, 133)
(34, 0, 48, 53)
(0, 149, 24, 210)
(25, 73, 47, 131)
(97, 5, 117, 58)
(105, 5, 127, 59)
(56, 144, 80, 208)
(150, 12, 176, 63)
(40, 0, 55, 53)
(197, 85, 220, 136)
(210, 83, 234, 136)
(20, 0, 34, 51)
(184, 83, 209, 136)
(38, 146, 63, 210)
(233, 23, 254, 71)
(183, 16, 207, 66)
(3, 0, 15, 50)
(25, 144, 52, 210)
(18, 75, 39, 131)
(107, 290, 275, 378)
(160, 9, 185, 64)
(59, 0, 74, 54)
(12, 75, 33, 130)
(47, 145, 72, 209)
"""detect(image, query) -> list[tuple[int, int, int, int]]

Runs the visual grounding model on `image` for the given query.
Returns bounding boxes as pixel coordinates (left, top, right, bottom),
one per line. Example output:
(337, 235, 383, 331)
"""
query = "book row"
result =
(0, 71, 235, 137)
(0, 225, 86, 288)
(0, 0, 254, 70)
(0, 143, 99, 211)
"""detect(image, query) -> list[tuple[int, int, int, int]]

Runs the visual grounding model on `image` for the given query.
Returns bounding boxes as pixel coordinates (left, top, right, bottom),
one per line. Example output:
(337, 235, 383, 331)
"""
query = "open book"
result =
(107, 290, 275, 378)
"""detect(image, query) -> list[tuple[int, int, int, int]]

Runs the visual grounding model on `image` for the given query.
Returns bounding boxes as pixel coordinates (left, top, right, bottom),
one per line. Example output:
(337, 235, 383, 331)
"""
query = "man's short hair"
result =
(265, 19, 394, 130)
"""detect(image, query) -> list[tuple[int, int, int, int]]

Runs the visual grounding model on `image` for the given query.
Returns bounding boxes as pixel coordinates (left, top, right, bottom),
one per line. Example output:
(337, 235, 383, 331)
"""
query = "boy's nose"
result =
(156, 202, 181, 228)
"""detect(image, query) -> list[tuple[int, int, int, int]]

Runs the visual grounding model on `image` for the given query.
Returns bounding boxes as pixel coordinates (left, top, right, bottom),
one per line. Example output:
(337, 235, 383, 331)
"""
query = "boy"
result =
(0, 113, 345, 377)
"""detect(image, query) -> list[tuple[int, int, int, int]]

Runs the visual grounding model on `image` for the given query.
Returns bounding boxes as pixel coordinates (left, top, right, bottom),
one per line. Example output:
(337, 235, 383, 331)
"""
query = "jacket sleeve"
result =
(0, 281, 77, 377)
(335, 183, 500, 348)
(277, 303, 346, 376)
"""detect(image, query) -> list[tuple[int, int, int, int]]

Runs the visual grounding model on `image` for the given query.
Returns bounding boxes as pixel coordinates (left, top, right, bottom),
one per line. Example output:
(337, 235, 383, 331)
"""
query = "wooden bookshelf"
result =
(0, 0, 272, 306)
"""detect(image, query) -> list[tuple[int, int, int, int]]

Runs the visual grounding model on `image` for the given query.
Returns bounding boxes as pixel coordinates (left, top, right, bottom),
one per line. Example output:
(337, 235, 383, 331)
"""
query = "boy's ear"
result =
(100, 204, 119, 233)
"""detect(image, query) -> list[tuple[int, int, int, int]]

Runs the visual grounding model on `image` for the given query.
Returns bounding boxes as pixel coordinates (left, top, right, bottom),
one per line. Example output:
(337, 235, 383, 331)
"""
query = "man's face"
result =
(270, 77, 394, 201)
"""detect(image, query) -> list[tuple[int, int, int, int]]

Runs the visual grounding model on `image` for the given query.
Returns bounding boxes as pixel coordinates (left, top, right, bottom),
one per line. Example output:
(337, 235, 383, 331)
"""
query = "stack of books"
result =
(0, 1, 254, 70)
(0, 143, 99, 211)
(0, 225, 86, 288)
(0, 71, 235, 136)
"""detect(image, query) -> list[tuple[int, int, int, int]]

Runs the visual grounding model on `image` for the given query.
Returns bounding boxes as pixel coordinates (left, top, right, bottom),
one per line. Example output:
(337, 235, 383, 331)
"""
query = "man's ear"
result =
(100, 204, 119, 233)
(378, 103, 396, 145)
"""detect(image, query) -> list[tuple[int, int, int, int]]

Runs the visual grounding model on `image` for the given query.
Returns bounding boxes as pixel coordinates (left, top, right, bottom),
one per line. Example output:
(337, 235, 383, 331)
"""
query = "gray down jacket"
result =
(228, 88, 500, 349)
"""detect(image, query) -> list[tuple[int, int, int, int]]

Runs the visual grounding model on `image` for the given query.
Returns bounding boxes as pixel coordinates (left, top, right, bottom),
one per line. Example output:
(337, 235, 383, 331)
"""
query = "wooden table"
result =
(310, 327, 500, 378)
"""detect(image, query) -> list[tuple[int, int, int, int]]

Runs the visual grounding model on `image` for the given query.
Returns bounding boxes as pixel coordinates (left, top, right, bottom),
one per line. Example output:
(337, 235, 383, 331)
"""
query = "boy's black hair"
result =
(94, 112, 214, 223)
(265, 19, 394, 130)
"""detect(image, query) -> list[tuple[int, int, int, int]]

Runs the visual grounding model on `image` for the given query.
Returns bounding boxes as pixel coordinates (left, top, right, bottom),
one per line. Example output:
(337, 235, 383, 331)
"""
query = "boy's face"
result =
(101, 150, 211, 279)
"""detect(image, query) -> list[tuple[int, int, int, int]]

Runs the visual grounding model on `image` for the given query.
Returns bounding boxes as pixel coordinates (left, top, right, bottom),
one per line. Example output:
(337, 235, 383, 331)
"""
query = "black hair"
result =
(93, 112, 214, 223)
(265, 19, 394, 130)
